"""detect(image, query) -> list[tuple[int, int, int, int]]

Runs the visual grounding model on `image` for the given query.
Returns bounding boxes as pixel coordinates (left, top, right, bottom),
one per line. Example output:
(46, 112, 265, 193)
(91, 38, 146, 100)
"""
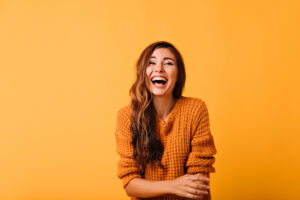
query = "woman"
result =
(115, 41, 217, 200)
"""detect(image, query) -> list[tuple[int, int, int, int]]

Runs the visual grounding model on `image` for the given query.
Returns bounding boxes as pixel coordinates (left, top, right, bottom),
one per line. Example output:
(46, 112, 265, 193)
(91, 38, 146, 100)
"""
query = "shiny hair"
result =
(129, 41, 186, 176)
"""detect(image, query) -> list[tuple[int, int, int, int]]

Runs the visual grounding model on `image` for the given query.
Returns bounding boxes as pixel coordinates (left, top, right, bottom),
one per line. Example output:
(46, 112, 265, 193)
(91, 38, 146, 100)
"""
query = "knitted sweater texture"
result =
(115, 96, 217, 200)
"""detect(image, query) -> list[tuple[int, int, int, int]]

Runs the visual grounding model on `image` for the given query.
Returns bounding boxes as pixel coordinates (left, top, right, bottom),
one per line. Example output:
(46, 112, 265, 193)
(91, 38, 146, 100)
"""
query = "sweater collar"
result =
(155, 96, 184, 127)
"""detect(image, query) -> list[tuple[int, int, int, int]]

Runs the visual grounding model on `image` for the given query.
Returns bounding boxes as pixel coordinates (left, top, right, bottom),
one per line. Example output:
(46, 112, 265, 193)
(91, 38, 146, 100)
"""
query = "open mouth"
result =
(151, 77, 168, 86)
(152, 79, 167, 85)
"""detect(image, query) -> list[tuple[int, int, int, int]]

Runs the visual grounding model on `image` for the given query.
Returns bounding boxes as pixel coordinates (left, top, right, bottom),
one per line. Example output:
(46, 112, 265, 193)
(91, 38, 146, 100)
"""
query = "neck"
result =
(152, 94, 176, 121)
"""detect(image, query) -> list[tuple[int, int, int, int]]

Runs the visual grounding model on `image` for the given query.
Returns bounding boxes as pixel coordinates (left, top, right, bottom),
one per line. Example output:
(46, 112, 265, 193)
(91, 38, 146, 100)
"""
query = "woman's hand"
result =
(165, 173, 210, 199)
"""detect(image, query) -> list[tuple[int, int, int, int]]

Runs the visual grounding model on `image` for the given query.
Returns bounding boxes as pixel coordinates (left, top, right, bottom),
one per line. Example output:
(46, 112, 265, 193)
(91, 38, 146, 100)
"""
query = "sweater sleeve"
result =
(185, 101, 217, 175)
(115, 107, 142, 188)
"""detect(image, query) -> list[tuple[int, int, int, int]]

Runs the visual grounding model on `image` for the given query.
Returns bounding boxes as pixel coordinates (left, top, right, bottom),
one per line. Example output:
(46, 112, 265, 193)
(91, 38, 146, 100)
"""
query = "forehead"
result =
(151, 48, 175, 59)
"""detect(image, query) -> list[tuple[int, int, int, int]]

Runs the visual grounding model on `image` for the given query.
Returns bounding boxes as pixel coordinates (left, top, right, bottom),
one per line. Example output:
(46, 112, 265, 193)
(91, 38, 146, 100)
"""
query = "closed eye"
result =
(149, 61, 155, 65)
(165, 62, 174, 65)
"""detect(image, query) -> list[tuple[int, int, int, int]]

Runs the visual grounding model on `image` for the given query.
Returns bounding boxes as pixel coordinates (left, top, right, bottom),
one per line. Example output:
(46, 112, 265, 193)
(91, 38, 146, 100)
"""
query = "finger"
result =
(185, 186, 209, 196)
(188, 181, 210, 191)
(189, 174, 210, 183)
(197, 175, 210, 184)
(185, 195, 204, 200)
(185, 192, 206, 200)
(176, 190, 203, 200)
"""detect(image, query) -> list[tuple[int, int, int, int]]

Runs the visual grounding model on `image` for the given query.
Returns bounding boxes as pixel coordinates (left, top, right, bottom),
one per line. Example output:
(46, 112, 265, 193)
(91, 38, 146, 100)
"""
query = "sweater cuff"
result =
(186, 165, 215, 174)
(121, 172, 143, 188)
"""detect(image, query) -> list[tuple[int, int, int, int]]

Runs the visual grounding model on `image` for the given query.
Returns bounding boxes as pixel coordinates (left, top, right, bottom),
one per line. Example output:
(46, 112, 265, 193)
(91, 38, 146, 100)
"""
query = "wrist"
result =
(162, 180, 173, 195)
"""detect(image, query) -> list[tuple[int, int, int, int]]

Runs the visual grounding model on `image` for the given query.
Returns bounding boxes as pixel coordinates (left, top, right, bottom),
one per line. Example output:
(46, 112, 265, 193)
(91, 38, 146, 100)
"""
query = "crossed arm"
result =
(124, 174, 210, 199)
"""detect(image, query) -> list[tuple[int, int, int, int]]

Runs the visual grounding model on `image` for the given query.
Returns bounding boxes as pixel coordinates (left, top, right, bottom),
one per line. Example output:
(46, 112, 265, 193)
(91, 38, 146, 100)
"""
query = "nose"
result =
(154, 62, 164, 72)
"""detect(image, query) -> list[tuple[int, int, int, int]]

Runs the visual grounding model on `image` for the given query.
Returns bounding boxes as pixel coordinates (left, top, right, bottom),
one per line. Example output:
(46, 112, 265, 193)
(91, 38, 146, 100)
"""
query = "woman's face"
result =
(146, 48, 178, 98)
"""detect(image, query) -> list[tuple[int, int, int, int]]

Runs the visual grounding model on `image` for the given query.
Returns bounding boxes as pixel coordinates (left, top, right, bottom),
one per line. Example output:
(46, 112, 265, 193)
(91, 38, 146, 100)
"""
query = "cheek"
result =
(146, 67, 154, 78)
(145, 68, 151, 79)
(145, 70, 151, 81)
(171, 69, 178, 82)
(146, 66, 151, 74)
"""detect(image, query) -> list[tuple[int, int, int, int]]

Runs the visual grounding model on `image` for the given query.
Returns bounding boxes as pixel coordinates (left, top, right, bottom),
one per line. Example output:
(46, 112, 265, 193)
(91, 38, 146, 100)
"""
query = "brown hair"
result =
(129, 41, 186, 176)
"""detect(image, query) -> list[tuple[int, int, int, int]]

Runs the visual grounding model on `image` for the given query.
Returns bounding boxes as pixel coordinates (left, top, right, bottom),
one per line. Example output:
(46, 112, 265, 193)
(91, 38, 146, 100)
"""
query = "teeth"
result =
(152, 77, 167, 81)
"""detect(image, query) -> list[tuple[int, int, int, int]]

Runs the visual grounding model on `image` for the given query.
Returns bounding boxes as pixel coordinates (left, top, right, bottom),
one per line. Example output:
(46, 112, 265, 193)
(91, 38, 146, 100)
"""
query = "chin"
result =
(151, 91, 172, 97)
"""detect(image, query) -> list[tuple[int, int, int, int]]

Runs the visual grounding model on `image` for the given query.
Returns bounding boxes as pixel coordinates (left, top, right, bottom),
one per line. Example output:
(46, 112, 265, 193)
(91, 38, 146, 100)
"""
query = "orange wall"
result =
(0, 0, 299, 199)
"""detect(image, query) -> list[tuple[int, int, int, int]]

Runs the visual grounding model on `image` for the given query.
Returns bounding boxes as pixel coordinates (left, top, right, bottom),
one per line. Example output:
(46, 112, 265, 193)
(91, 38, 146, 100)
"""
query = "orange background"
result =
(0, 0, 299, 199)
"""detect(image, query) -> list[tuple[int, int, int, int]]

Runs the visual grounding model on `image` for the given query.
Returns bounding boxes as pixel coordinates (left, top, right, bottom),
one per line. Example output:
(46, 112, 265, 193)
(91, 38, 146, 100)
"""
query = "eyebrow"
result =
(150, 56, 175, 61)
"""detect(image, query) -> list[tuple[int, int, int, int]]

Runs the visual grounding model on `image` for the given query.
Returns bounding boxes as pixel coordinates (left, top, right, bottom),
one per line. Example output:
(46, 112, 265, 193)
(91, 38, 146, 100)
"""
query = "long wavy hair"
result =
(129, 41, 186, 176)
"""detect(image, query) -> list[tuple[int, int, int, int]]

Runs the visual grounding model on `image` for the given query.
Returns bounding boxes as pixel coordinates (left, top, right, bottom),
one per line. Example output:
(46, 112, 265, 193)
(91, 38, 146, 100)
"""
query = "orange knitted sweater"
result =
(115, 96, 217, 200)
